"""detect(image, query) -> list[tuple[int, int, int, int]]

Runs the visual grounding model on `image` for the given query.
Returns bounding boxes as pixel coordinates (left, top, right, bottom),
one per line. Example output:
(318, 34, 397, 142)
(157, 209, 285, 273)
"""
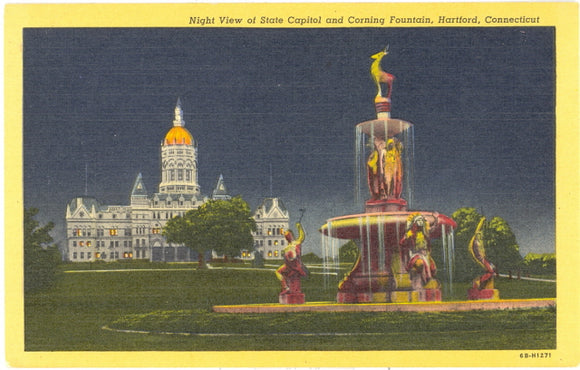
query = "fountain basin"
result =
(321, 210, 456, 303)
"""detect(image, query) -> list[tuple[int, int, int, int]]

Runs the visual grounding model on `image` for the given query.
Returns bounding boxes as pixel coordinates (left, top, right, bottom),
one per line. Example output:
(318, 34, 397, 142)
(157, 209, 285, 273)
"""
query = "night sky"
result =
(23, 27, 555, 256)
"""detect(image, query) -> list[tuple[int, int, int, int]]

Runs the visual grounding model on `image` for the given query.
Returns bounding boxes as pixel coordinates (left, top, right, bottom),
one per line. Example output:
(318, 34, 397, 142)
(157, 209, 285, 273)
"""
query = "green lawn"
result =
(24, 263, 556, 351)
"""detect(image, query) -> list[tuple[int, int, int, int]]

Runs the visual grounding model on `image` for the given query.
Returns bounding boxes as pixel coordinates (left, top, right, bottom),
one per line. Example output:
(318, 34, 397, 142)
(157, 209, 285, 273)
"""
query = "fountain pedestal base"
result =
(279, 292, 305, 304)
(279, 277, 306, 304)
(337, 273, 442, 303)
(337, 289, 441, 303)
(365, 199, 407, 213)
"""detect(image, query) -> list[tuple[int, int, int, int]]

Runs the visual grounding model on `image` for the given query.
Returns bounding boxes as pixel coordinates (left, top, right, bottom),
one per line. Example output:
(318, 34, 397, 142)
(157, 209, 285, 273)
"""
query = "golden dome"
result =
(164, 126, 193, 146)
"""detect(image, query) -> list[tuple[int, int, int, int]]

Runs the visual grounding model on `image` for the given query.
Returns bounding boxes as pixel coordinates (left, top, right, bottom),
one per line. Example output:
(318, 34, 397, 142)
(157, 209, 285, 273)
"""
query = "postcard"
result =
(5, 2, 579, 368)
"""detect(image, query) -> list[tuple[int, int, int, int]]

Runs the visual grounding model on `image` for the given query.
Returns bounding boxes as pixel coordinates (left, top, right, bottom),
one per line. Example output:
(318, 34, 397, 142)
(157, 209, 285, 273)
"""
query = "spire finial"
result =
(174, 98, 184, 127)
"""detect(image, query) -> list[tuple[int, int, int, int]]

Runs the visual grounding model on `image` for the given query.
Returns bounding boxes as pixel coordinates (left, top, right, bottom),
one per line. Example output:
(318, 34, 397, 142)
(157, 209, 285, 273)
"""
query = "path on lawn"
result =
(497, 274, 556, 282)
(64, 267, 555, 281)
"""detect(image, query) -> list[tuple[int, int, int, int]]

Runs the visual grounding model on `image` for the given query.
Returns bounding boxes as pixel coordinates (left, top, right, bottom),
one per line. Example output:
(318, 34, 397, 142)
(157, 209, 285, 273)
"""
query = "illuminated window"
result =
(274, 250, 279, 257)
(73, 229, 81, 237)
(268, 251, 272, 257)
(123, 252, 133, 258)
(96, 252, 101, 258)
(79, 241, 84, 247)
(86, 241, 91, 247)
(267, 229, 272, 235)
(109, 228, 118, 236)
(274, 240, 279, 246)
(152, 228, 161, 234)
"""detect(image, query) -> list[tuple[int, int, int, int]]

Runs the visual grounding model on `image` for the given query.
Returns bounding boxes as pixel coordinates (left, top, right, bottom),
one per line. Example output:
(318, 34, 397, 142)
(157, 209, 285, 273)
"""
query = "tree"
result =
(301, 252, 323, 263)
(163, 196, 256, 268)
(521, 253, 556, 275)
(432, 207, 523, 281)
(484, 216, 523, 272)
(252, 250, 265, 267)
(339, 240, 360, 262)
(24, 208, 61, 292)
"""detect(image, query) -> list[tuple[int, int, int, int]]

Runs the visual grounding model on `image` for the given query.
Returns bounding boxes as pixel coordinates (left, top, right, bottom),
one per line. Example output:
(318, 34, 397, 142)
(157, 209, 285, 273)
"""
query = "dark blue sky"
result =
(23, 27, 555, 256)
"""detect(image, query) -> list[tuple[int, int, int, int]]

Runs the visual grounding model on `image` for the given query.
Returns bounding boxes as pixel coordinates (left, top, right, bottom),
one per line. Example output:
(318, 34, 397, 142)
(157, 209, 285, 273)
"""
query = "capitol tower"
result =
(158, 98, 200, 195)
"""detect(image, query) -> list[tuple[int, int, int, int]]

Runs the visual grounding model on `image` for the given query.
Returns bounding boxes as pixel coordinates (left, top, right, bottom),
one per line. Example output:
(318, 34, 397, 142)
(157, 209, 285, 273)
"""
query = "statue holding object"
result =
(384, 138, 403, 199)
(367, 137, 404, 201)
(400, 213, 439, 290)
(468, 217, 500, 300)
(367, 137, 386, 200)
(276, 222, 309, 304)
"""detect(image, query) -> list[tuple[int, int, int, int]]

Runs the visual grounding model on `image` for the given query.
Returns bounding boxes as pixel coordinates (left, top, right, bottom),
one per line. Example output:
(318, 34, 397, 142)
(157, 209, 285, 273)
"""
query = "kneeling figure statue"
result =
(276, 222, 309, 304)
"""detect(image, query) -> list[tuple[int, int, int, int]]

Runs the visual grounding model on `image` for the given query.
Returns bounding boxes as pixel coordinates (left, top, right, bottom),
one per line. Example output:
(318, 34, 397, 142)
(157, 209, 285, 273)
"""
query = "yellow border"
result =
(5, 2, 579, 367)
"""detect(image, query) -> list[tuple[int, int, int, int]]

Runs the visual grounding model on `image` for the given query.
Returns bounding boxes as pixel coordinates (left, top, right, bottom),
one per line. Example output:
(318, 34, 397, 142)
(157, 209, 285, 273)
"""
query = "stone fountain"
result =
(320, 47, 457, 303)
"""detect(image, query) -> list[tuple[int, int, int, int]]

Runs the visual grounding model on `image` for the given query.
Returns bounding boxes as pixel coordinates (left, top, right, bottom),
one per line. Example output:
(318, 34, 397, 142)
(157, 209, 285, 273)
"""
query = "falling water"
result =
(377, 215, 385, 272)
(321, 225, 328, 289)
(321, 220, 342, 291)
(405, 125, 415, 207)
(365, 215, 372, 293)
(355, 126, 363, 206)
(448, 229, 455, 293)
(441, 224, 448, 296)
(440, 224, 456, 296)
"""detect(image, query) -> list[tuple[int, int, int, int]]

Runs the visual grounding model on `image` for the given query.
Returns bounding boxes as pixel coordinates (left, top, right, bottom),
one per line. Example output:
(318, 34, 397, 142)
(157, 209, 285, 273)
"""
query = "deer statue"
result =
(370, 46, 395, 100)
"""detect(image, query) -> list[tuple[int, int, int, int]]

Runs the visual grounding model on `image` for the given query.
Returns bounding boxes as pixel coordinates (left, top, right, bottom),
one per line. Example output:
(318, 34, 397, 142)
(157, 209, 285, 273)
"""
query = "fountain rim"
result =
(319, 211, 456, 239)
(356, 118, 413, 138)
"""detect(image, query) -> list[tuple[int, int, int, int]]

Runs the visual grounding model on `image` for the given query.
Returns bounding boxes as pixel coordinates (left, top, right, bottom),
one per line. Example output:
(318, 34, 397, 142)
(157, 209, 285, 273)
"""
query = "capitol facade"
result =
(65, 100, 289, 262)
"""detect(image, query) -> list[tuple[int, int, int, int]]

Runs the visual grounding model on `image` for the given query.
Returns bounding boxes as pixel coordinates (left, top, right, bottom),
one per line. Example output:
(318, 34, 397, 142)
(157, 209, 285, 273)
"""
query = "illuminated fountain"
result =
(320, 47, 457, 303)
(213, 48, 554, 314)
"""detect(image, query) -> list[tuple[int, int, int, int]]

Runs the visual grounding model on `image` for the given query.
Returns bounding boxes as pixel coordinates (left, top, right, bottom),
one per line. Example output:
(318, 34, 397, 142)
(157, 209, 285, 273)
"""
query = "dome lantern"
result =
(164, 98, 193, 146)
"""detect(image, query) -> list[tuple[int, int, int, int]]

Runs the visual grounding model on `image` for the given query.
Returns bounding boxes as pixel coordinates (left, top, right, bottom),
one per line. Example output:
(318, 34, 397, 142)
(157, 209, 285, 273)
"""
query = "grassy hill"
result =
(24, 262, 556, 351)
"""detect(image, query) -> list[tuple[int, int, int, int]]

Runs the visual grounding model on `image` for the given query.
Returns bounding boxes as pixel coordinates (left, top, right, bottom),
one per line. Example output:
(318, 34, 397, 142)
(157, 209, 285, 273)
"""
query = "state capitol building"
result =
(65, 100, 289, 262)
